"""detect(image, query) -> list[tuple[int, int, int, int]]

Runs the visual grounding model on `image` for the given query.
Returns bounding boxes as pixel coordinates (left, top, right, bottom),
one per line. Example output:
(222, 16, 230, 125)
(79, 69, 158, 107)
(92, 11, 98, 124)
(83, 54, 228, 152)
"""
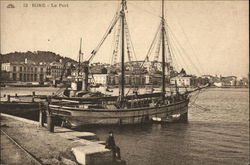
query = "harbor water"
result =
(78, 88, 249, 165)
(1, 87, 249, 165)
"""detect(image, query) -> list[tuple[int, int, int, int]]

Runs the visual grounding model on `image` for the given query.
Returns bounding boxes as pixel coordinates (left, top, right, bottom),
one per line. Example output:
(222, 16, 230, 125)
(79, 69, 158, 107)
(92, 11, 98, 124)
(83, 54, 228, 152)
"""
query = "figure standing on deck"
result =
(105, 131, 121, 160)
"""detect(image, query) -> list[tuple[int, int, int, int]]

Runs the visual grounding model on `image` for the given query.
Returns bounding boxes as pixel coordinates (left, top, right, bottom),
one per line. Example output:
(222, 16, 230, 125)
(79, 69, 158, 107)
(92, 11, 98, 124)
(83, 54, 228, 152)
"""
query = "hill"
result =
(0, 51, 76, 64)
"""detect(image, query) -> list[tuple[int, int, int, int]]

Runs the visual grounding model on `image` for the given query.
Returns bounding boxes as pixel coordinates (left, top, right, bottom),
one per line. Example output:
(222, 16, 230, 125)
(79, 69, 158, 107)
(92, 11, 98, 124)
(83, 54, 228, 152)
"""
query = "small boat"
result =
(106, 88, 113, 92)
(152, 114, 181, 123)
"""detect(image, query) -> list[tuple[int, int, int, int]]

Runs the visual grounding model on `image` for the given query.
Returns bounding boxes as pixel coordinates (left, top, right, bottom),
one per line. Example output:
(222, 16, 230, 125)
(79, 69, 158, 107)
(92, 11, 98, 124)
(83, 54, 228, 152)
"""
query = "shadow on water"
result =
(73, 121, 190, 135)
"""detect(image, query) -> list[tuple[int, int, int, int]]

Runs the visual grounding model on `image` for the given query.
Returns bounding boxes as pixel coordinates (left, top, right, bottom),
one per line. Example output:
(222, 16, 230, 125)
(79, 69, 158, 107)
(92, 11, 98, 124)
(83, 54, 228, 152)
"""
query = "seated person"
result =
(105, 131, 121, 160)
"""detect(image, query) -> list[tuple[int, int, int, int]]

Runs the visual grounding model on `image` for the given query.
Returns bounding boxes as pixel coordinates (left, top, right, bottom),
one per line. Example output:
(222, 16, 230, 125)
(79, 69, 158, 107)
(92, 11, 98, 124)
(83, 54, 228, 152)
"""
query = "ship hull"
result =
(50, 99, 189, 127)
(0, 102, 40, 115)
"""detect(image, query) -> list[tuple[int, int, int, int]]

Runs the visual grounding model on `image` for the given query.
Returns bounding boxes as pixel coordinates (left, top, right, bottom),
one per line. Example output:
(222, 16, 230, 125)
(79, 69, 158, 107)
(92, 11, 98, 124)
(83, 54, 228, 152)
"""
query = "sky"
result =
(0, 0, 249, 77)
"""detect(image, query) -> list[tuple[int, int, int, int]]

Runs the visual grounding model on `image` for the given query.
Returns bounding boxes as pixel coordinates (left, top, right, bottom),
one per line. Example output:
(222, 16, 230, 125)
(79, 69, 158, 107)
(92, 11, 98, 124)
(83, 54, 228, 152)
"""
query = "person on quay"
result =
(105, 131, 121, 160)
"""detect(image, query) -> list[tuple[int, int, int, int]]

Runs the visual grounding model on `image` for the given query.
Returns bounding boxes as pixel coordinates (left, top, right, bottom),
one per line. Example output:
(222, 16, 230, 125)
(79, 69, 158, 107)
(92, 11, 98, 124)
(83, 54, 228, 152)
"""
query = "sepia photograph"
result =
(0, 0, 249, 165)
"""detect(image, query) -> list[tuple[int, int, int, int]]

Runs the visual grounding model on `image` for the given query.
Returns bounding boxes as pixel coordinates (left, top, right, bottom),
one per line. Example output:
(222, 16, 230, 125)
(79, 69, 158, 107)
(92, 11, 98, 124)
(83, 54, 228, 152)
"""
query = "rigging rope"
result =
(163, 30, 173, 75)
(129, 23, 164, 95)
(166, 23, 202, 75)
(110, 15, 118, 65)
(87, 12, 120, 62)
(189, 90, 200, 105)
(165, 24, 195, 74)
(140, 23, 161, 70)
(173, 13, 205, 75)
(124, 19, 133, 62)
(123, 22, 162, 97)
(112, 18, 122, 65)
(124, 17, 138, 62)
(165, 29, 180, 71)
(153, 31, 162, 62)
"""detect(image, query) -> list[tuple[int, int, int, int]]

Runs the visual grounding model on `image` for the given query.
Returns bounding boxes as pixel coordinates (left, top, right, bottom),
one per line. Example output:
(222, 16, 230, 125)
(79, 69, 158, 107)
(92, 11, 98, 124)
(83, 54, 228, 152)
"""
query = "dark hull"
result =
(49, 99, 189, 127)
(0, 102, 40, 115)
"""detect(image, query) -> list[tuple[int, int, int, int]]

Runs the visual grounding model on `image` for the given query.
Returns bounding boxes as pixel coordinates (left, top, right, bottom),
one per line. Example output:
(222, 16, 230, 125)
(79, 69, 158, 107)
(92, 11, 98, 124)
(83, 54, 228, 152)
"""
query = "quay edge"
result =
(0, 113, 126, 165)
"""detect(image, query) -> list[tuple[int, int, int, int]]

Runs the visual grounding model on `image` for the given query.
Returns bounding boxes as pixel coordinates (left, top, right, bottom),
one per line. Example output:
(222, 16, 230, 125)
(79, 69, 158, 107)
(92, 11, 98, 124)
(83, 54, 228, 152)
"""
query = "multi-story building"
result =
(1, 59, 47, 82)
(107, 73, 146, 86)
(46, 60, 64, 80)
(92, 74, 108, 85)
(170, 75, 195, 87)
(170, 75, 209, 87)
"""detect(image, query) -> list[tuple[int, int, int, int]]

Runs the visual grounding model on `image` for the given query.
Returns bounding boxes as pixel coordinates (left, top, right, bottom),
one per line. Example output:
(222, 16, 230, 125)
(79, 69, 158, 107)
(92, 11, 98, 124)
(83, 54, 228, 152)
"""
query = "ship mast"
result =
(120, 0, 126, 106)
(161, 0, 166, 101)
(77, 38, 82, 82)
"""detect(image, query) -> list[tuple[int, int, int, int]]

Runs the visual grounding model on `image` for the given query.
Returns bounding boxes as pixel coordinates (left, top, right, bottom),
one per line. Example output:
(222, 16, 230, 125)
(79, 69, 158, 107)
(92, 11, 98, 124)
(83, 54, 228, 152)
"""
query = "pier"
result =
(0, 113, 126, 165)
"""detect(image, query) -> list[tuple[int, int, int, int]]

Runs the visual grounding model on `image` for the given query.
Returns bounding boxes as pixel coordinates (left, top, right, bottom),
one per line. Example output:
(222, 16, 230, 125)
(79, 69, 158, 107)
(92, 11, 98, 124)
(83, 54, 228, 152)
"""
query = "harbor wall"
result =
(0, 113, 116, 165)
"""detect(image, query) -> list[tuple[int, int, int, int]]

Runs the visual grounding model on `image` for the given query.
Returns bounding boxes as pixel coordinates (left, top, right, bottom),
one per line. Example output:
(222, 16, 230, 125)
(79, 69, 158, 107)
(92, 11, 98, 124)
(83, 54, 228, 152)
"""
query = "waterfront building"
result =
(90, 63, 109, 74)
(46, 60, 64, 80)
(150, 73, 163, 85)
(46, 59, 74, 82)
(195, 77, 209, 86)
(145, 75, 150, 84)
(71, 64, 108, 85)
(107, 73, 119, 85)
(1, 58, 47, 82)
(107, 73, 146, 86)
(92, 74, 108, 85)
(214, 82, 223, 87)
(170, 75, 195, 87)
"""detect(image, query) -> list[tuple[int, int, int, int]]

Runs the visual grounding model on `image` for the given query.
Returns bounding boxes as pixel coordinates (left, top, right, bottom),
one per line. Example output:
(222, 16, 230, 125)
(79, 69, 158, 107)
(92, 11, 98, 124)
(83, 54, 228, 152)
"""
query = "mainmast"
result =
(161, 0, 166, 101)
(120, 0, 126, 106)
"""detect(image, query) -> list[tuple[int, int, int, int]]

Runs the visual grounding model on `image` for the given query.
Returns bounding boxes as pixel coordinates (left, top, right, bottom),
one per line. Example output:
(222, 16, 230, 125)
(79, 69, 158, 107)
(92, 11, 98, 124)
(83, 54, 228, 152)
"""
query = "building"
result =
(195, 77, 209, 86)
(145, 75, 150, 84)
(1, 59, 47, 82)
(214, 82, 223, 87)
(46, 60, 64, 80)
(92, 74, 108, 85)
(170, 75, 195, 87)
(107, 73, 146, 86)
(150, 73, 163, 85)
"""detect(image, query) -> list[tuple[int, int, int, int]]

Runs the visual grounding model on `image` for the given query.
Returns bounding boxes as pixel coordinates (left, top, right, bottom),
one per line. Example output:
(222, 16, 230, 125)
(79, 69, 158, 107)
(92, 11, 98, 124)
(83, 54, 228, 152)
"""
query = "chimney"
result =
(25, 58, 28, 64)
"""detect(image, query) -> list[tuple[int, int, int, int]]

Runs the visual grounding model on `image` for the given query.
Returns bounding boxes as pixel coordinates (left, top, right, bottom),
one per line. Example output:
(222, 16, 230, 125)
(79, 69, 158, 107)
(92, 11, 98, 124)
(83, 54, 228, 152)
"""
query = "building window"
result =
(20, 67, 22, 72)
(35, 68, 37, 72)
(41, 68, 43, 72)
(24, 67, 26, 71)
(13, 66, 16, 72)
(13, 73, 17, 81)
(19, 73, 23, 81)
(40, 74, 44, 81)
(24, 74, 26, 81)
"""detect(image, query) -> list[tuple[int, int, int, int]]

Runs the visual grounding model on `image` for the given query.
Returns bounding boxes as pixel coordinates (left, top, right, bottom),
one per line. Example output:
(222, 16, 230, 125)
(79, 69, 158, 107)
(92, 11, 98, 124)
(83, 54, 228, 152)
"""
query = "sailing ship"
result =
(49, 0, 197, 127)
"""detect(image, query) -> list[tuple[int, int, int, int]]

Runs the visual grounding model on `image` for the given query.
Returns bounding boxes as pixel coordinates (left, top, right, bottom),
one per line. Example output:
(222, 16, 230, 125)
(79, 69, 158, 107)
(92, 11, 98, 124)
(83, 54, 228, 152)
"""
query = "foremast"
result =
(120, 0, 126, 107)
(161, 0, 166, 101)
(78, 0, 129, 107)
